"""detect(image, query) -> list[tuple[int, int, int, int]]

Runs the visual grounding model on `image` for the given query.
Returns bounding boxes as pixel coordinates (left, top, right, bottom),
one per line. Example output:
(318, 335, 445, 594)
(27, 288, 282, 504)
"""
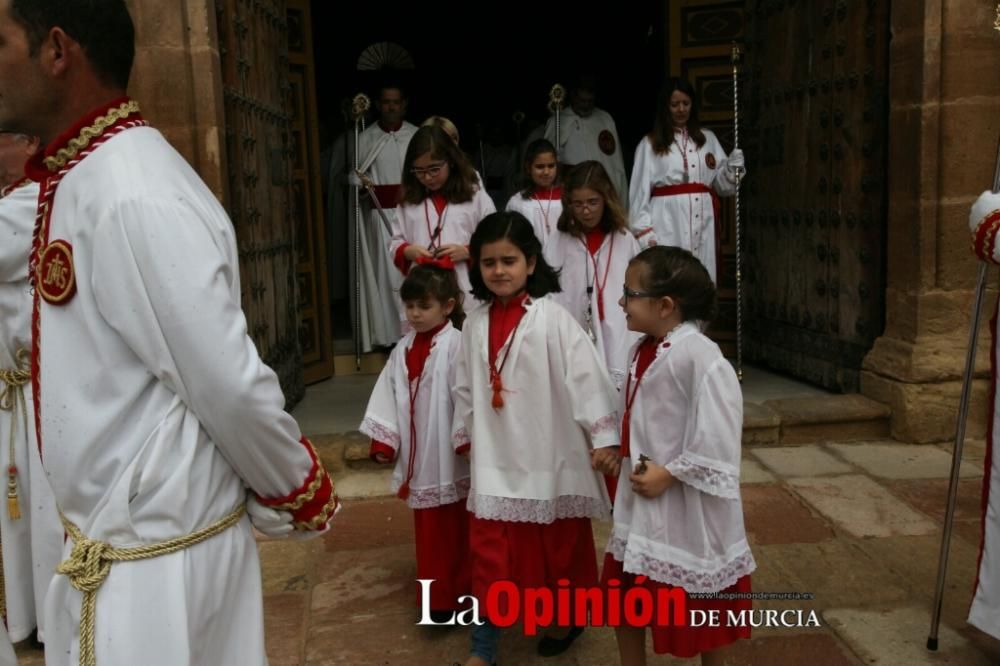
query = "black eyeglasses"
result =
(622, 286, 665, 304)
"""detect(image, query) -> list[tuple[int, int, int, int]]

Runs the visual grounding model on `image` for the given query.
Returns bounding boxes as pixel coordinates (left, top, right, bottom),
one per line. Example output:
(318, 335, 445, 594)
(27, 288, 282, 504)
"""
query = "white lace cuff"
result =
(467, 493, 609, 523)
(395, 478, 471, 510)
(607, 535, 756, 594)
(451, 426, 470, 451)
(589, 412, 620, 448)
(360, 416, 400, 450)
(664, 454, 739, 499)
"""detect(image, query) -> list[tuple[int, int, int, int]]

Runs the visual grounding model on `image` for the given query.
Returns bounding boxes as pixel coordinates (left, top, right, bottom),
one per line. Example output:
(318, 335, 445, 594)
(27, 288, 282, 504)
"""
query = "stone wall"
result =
(861, 1, 1000, 442)
(125, 0, 227, 202)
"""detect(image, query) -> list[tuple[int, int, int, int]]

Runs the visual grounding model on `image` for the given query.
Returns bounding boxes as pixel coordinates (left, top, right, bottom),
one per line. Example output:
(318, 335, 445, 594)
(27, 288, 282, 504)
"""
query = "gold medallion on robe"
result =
(598, 129, 616, 156)
(37, 239, 77, 305)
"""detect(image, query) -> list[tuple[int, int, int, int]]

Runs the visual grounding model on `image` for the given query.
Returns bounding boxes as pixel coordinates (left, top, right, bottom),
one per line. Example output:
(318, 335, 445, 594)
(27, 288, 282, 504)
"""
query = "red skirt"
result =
(413, 500, 472, 611)
(470, 515, 598, 618)
(601, 553, 751, 658)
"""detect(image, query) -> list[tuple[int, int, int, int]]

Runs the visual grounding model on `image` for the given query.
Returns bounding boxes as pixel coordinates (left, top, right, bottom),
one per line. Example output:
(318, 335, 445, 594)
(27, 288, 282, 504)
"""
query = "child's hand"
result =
(435, 244, 469, 262)
(628, 460, 675, 499)
(591, 446, 621, 477)
(404, 244, 434, 261)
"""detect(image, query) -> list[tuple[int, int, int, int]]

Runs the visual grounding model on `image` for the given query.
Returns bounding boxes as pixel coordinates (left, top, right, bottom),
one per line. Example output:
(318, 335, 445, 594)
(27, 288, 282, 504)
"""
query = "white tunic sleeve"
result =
(708, 132, 740, 197)
(359, 345, 405, 450)
(451, 320, 474, 452)
(628, 138, 656, 244)
(91, 196, 324, 503)
(556, 307, 620, 449)
(664, 358, 742, 499)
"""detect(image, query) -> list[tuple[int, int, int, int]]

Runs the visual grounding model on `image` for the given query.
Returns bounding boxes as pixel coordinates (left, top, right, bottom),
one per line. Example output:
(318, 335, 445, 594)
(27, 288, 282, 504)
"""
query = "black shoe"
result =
(536, 626, 584, 657)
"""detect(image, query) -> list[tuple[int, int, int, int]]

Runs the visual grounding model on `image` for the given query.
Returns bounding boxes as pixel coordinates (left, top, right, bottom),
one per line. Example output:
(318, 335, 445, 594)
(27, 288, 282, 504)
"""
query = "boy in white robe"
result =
(0, 131, 61, 648)
(0, 3, 338, 664)
(968, 188, 1000, 641)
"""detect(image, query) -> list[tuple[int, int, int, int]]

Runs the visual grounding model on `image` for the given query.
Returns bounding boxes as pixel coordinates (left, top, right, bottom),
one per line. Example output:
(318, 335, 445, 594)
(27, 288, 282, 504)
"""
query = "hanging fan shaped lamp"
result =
(356, 42, 415, 70)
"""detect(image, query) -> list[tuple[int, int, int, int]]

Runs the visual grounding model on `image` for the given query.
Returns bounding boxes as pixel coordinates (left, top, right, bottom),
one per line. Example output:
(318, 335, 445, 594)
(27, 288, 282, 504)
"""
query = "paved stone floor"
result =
(14, 440, 1000, 665)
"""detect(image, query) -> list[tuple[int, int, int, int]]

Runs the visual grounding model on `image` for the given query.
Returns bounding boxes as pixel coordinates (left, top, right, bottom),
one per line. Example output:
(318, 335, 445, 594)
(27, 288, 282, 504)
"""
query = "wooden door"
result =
(287, 0, 335, 384)
(741, 0, 889, 391)
(216, 0, 304, 404)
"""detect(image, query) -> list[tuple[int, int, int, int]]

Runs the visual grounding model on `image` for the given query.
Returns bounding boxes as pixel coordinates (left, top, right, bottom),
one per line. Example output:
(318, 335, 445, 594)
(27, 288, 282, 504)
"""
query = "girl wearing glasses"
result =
(452, 211, 621, 666)
(628, 78, 745, 284)
(543, 161, 642, 390)
(391, 126, 496, 300)
(605, 246, 755, 665)
(504, 138, 563, 246)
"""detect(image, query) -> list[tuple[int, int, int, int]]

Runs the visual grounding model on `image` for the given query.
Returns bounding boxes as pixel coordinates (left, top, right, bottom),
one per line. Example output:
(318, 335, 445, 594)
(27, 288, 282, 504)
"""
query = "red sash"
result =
(650, 183, 723, 283)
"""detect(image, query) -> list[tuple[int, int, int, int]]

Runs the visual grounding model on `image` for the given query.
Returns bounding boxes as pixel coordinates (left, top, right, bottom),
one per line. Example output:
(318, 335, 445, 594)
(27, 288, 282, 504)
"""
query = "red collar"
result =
(584, 227, 607, 255)
(414, 320, 448, 342)
(25, 95, 141, 181)
(533, 186, 562, 200)
(490, 290, 529, 313)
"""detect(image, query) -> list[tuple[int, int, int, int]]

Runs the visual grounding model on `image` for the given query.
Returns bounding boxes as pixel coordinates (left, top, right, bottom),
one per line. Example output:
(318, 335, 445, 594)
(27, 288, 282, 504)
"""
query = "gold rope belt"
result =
(58, 503, 246, 666)
(0, 348, 30, 522)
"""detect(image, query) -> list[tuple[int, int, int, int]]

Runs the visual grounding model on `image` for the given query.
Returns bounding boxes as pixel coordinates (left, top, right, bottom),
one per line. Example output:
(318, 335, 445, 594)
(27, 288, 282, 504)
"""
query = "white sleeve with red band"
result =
(92, 197, 338, 532)
(557, 304, 620, 450)
(360, 351, 402, 452)
(970, 190, 1000, 264)
(389, 203, 411, 274)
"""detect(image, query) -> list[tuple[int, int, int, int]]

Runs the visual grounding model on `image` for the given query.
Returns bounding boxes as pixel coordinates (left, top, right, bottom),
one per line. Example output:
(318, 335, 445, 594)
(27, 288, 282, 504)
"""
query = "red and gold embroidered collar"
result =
(25, 96, 143, 181)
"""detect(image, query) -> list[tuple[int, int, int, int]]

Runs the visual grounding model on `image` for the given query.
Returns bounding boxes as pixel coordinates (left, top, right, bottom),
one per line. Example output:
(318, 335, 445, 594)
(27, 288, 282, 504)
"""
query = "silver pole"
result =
(927, 136, 1000, 650)
(351, 93, 370, 371)
(731, 43, 744, 382)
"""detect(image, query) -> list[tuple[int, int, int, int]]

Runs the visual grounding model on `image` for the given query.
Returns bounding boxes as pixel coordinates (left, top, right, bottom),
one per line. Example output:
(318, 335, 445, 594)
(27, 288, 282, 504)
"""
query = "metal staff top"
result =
(549, 84, 566, 161)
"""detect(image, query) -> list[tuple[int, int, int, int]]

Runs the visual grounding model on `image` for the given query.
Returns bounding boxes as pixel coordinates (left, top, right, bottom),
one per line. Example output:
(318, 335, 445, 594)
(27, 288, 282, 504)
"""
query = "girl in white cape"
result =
(504, 138, 563, 246)
(452, 211, 621, 666)
(360, 258, 471, 619)
(605, 246, 756, 665)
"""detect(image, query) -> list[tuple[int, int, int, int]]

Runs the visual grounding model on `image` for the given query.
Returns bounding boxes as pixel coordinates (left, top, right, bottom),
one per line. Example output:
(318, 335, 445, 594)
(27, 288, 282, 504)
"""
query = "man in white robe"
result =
(969, 188, 1000, 641)
(544, 78, 629, 206)
(0, 3, 338, 664)
(350, 84, 417, 348)
(0, 131, 61, 648)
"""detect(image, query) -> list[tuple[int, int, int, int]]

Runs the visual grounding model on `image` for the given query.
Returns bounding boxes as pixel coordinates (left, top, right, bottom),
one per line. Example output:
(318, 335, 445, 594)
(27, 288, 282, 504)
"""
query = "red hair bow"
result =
(414, 255, 456, 271)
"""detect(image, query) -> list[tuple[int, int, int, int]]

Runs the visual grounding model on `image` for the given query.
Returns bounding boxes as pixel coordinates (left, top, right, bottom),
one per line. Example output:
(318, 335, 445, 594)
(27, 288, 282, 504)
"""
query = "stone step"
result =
(744, 394, 891, 446)
(311, 393, 892, 499)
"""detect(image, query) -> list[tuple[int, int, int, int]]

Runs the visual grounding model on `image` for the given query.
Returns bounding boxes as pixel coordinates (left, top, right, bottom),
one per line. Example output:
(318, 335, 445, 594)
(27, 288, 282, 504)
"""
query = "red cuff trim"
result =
(972, 210, 1000, 264)
(256, 436, 338, 530)
(635, 228, 654, 238)
(394, 243, 411, 275)
(455, 443, 471, 456)
(370, 440, 396, 462)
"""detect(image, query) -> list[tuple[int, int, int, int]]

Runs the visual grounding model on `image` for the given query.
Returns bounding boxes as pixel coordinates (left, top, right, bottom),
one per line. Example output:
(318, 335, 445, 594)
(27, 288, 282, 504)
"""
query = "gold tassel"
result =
(6, 467, 19, 521)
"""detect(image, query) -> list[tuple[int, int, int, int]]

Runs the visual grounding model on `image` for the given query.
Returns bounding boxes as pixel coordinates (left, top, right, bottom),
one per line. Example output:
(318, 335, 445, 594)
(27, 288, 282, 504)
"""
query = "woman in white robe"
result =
(629, 78, 745, 283)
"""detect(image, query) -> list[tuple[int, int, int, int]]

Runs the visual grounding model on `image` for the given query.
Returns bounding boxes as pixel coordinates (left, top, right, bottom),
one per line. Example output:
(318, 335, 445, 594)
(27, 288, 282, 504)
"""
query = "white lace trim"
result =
(607, 536, 756, 594)
(360, 416, 400, 450)
(665, 454, 739, 499)
(467, 493, 609, 523)
(590, 412, 619, 443)
(451, 426, 470, 449)
(394, 477, 471, 509)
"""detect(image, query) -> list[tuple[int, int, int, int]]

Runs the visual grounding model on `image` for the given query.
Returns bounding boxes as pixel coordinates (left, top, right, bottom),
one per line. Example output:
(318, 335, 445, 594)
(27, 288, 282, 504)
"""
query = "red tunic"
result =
(369, 322, 471, 612)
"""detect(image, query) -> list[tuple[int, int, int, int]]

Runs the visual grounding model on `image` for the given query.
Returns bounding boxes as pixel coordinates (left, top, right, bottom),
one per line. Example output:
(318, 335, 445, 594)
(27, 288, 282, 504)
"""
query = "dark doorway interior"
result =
(310, 1, 666, 347)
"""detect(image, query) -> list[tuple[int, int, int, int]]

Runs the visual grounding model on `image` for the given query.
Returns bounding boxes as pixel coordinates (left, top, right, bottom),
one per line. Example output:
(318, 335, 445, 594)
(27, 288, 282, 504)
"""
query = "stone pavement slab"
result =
(741, 456, 777, 484)
(788, 475, 939, 538)
(742, 485, 836, 545)
(828, 442, 980, 480)
(752, 445, 855, 478)
(823, 606, 998, 665)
